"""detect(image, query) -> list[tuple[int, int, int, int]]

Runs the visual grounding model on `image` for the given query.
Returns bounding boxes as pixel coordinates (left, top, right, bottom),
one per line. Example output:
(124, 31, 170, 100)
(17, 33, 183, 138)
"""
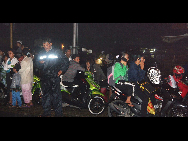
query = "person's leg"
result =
(15, 91, 22, 107)
(21, 84, 30, 106)
(12, 90, 16, 107)
(135, 84, 148, 117)
(51, 78, 62, 117)
(41, 79, 52, 117)
(6, 73, 12, 105)
(115, 82, 134, 107)
(29, 82, 33, 106)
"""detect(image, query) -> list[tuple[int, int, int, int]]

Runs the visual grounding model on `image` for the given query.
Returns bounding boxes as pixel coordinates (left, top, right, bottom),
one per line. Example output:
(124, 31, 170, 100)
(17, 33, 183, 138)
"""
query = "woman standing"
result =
(19, 48, 33, 107)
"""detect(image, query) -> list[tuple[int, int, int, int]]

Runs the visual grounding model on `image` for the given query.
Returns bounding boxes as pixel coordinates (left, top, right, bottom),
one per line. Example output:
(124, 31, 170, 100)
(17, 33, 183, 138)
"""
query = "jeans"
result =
(12, 90, 22, 107)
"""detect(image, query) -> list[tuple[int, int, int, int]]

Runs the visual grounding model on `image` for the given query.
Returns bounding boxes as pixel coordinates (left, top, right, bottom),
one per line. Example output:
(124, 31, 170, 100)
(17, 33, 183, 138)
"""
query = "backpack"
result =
(107, 62, 123, 86)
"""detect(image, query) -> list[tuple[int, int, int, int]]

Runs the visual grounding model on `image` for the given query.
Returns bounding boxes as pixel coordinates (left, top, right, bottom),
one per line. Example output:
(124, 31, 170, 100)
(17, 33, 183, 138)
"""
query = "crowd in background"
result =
(0, 40, 33, 108)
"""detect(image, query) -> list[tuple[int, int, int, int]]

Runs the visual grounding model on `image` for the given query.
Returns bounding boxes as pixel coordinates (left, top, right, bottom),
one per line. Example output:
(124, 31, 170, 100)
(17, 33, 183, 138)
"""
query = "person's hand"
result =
(87, 66, 90, 71)
(140, 61, 144, 70)
(58, 70, 62, 77)
(39, 61, 45, 64)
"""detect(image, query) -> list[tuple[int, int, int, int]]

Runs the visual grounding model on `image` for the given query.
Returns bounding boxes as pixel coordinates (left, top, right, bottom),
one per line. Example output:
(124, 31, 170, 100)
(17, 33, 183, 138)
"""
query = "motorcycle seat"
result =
(62, 81, 79, 88)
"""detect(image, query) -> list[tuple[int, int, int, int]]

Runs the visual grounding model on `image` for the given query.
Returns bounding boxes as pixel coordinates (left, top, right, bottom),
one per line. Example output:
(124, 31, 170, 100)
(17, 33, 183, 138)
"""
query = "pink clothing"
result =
(21, 83, 32, 103)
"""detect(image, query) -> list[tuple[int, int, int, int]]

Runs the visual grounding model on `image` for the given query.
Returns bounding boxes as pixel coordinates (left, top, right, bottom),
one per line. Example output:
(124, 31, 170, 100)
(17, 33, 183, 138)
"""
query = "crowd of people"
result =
(0, 37, 188, 117)
(0, 41, 34, 108)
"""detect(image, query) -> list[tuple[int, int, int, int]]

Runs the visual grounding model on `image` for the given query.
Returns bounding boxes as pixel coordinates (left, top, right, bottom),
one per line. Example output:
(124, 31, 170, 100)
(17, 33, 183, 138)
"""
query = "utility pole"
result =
(10, 23, 13, 48)
(73, 23, 78, 54)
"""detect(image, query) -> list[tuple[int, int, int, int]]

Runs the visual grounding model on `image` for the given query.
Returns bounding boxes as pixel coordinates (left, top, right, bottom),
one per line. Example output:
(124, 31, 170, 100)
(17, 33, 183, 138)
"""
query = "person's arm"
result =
(114, 63, 121, 80)
(114, 63, 124, 83)
(75, 63, 85, 72)
(128, 64, 138, 83)
(137, 69, 146, 82)
(19, 60, 28, 74)
(57, 51, 70, 76)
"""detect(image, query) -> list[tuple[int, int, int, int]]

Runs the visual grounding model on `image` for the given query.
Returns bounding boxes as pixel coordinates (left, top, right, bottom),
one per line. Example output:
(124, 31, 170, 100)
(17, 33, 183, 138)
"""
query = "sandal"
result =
(22, 105, 30, 108)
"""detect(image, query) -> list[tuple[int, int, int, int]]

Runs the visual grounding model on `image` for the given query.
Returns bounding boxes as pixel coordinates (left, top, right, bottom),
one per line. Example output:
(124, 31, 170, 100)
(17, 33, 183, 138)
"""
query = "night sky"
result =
(0, 23, 187, 54)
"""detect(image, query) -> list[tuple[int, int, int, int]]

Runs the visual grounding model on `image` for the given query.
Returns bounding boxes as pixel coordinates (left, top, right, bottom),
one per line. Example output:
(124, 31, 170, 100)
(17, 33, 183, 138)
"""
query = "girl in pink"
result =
(19, 48, 33, 107)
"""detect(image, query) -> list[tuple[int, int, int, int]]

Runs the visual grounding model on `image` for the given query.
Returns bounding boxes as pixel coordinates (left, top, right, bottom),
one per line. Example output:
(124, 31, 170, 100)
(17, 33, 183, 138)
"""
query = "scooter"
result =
(60, 70, 105, 115)
(107, 65, 188, 117)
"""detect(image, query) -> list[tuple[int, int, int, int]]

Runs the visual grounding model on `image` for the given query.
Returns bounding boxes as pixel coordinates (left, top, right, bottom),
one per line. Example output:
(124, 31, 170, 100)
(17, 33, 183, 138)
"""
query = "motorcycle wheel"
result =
(108, 100, 134, 117)
(167, 106, 188, 117)
(88, 96, 105, 115)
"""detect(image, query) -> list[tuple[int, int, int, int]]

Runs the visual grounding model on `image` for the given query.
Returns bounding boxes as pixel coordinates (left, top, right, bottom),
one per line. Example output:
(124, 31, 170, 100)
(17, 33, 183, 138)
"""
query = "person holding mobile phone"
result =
(128, 55, 151, 116)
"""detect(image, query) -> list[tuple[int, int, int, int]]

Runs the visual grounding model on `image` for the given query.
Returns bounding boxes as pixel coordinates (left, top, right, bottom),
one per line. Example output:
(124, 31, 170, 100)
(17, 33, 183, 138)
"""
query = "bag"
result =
(147, 98, 155, 115)
(107, 62, 123, 86)
(107, 64, 115, 86)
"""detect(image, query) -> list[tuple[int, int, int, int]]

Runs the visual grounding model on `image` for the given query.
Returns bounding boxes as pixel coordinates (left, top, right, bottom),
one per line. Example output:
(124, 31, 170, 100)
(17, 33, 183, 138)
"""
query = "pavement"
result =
(0, 104, 108, 117)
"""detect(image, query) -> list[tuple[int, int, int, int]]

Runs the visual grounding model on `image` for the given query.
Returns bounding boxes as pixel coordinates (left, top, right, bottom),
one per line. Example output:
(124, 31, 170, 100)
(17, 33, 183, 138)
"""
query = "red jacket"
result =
(173, 75, 188, 98)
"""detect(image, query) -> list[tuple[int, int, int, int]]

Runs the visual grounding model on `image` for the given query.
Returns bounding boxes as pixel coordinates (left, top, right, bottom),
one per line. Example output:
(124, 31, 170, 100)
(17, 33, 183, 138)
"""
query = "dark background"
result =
(1, 23, 187, 53)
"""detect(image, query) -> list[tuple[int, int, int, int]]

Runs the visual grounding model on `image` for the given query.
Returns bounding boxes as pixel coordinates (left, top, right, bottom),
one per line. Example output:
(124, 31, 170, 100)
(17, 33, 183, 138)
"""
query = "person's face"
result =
(74, 57, 80, 63)
(8, 51, 14, 59)
(86, 61, 90, 67)
(66, 50, 71, 56)
(124, 54, 129, 62)
(13, 68, 17, 73)
(4, 56, 8, 61)
(17, 42, 21, 47)
(140, 57, 145, 63)
(43, 42, 52, 52)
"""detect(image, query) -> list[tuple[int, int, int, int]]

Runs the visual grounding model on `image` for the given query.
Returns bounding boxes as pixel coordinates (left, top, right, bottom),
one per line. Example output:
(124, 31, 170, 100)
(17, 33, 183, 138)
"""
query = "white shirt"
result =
(3, 57, 18, 71)
(19, 56, 33, 85)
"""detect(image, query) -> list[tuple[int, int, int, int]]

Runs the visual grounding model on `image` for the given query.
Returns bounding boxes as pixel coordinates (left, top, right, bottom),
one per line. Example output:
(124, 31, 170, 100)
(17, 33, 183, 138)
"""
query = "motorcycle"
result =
(31, 75, 43, 105)
(107, 67, 188, 117)
(60, 70, 105, 115)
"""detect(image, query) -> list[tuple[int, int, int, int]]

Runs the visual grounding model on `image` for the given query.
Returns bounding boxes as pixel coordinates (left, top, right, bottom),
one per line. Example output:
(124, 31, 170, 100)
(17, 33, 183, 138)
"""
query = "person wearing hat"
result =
(4, 48, 18, 106)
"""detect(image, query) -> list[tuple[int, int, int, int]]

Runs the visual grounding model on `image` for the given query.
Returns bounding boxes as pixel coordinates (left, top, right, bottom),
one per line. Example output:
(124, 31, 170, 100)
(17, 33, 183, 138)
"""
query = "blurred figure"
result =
(19, 48, 33, 107)
(65, 49, 72, 61)
(86, 58, 106, 83)
(1, 53, 8, 87)
(0, 49, 4, 64)
(4, 49, 18, 106)
(10, 64, 22, 108)
(170, 66, 188, 98)
(16, 40, 22, 58)
(36, 38, 69, 117)
(63, 54, 85, 82)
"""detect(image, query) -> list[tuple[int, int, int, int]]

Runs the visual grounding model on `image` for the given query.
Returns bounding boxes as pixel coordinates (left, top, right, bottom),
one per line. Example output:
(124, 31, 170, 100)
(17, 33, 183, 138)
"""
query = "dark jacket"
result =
(128, 62, 145, 83)
(90, 64, 106, 82)
(36, 47, 69, 79)
(63, 60, 85, 82)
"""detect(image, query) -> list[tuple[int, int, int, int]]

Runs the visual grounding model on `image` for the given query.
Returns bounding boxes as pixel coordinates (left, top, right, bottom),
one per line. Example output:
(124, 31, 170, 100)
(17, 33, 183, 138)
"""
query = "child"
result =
(10, 63, 22, 108)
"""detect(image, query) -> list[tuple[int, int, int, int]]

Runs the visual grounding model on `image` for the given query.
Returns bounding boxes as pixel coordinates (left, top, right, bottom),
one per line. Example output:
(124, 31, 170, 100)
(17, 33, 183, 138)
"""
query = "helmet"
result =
(173, 66, 184, 75)
(147, 67, 161, 85)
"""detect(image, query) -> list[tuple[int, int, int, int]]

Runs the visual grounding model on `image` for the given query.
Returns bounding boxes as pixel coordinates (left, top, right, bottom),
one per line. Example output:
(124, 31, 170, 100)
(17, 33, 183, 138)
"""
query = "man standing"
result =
(65, 49, 72, 61)
(16, 40, 22, 58)
(37, 38, 69, 117)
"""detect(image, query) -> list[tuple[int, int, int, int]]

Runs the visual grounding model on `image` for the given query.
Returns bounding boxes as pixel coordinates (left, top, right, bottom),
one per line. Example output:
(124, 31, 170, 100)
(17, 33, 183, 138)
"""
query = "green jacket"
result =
(114, 62, 128, 84)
